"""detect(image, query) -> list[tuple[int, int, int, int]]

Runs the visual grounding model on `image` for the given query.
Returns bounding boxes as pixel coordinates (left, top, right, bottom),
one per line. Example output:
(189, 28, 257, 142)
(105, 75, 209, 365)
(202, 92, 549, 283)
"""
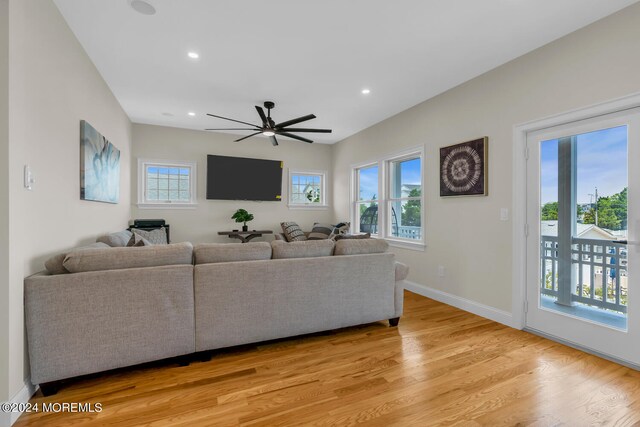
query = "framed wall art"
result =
(440, 137, 488, 197)
(80, 120, 121, 203)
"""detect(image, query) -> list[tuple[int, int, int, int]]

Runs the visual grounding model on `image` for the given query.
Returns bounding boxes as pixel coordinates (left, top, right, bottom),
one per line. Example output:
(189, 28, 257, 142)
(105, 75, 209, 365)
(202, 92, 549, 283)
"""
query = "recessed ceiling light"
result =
(188, 52, 199, 59)
(361, 89, 371, 95)
(130, 0, 156, 15)
(188, 112, 196, 116)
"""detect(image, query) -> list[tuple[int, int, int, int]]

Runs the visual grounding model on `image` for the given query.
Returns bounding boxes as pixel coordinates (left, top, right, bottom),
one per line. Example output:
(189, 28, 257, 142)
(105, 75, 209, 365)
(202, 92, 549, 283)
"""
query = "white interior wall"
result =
(0, 0, 9, 410)
(331, 2, 640, 314)
(7, 0, 132, 399)
(131, 124, 333, 244)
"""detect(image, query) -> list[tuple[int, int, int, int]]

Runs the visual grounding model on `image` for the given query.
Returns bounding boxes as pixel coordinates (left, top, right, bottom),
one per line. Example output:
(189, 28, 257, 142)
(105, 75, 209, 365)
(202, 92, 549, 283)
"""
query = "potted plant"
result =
(231, 208, 254, 232)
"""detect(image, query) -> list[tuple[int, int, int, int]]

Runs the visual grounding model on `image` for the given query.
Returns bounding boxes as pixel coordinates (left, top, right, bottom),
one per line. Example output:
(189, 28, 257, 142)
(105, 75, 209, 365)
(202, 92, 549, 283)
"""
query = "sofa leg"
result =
(176, 355, 191, 367)
(197, 352, 212, 363)
(40, 382, 60, 397)
(389, 317, 400, 327)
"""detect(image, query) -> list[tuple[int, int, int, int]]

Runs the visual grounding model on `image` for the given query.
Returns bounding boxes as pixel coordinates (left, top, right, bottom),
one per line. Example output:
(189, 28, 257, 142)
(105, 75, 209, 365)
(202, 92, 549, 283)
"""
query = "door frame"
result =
(512, 92, 640, 330)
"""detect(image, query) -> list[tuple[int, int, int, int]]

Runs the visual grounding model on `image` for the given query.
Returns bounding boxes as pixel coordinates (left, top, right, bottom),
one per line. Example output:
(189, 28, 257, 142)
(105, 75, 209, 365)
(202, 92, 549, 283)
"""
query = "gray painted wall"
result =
(6, 0, 132, 401)
(332, 3, 640, 313)
(131, 124, 334, 244)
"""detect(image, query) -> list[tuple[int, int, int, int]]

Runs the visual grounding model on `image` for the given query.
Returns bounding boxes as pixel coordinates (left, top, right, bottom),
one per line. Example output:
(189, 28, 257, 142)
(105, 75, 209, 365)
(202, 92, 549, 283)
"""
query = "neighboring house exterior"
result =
(541, 220, 623, 240)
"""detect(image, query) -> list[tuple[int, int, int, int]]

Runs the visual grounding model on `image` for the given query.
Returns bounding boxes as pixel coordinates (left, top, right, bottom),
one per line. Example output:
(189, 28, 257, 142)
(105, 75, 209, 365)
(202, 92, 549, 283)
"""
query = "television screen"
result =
(206, 155, 283, 201)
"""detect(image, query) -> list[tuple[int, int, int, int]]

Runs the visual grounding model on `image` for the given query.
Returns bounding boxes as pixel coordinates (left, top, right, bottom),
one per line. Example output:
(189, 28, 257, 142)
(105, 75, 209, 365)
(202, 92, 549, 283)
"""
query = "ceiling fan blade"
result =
(205, 128, 260, 131)
(255, 106, 268, 126)
(234, 132, 262, 143)
(275, 128, 332, 133)
(278, 132, 313, 143)
(270, 136, 279, 146)
(275, 114, 316, 129)
(206, 113, 258, 128)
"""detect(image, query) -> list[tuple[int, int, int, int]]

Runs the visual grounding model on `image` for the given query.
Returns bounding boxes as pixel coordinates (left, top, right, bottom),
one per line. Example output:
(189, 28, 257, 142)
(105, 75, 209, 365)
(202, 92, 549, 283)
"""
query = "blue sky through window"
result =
(540, 126, 627, 204)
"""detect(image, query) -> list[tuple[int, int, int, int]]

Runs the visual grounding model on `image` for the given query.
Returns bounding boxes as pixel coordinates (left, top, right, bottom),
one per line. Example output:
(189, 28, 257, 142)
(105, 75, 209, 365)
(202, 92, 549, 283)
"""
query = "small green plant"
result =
(231, 208, 254, 229)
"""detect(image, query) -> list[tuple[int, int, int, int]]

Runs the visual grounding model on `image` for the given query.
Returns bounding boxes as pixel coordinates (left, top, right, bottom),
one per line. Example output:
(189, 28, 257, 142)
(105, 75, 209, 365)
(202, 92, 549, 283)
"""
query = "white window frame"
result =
(350, 145, 425, 251)
(137, 158, 198, 209)
(287, 169, 329, 210)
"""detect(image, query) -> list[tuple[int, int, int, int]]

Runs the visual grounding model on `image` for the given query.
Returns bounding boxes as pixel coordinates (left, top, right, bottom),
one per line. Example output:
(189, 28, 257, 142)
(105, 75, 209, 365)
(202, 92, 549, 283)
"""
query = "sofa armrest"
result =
(395, 262, 409, 282)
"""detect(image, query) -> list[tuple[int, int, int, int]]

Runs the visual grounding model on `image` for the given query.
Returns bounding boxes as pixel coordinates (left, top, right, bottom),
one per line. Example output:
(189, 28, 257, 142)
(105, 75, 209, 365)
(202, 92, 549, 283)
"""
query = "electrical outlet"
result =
(500, 208, 509, 221)
(437, 265, 445, 277)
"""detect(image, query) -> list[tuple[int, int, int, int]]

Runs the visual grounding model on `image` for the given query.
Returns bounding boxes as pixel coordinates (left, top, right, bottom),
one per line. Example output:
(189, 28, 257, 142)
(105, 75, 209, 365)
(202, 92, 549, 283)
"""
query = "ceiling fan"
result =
(205, 101, 332, 146)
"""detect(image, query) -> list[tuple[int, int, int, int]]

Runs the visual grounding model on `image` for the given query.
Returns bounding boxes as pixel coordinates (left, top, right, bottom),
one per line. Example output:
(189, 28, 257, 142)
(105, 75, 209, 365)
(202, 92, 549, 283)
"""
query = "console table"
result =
(218, 230, 273, 243)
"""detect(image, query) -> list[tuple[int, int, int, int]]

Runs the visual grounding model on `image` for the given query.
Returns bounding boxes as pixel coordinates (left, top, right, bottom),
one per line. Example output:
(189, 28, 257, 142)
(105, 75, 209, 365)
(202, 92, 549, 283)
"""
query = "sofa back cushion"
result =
(63, 242, 193, 273)
(96, 230, 133, 247)
(271, 240, 334, 259)
(194, 242, 272, 265)
(44, 242, 110, 275)
(334, 239, 389, 256)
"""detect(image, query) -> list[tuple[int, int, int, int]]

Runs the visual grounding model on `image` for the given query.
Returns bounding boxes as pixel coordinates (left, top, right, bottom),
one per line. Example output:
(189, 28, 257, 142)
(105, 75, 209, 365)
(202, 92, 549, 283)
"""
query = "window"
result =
(352, 147, 424, 249)
(355, 165, 379, 235)
(288, 170, 328, 209)
(388, 157, 422, 240)
(137, 159, 197, 208)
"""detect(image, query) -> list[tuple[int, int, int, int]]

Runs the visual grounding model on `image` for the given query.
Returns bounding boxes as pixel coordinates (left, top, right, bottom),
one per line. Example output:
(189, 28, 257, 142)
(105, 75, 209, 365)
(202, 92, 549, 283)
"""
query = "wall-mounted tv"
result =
(206, 155, 283, 201)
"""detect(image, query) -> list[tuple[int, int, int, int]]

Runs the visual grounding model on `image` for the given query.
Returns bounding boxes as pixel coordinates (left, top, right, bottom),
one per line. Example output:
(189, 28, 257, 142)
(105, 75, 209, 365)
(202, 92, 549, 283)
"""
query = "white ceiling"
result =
(54, 0, 638, 144)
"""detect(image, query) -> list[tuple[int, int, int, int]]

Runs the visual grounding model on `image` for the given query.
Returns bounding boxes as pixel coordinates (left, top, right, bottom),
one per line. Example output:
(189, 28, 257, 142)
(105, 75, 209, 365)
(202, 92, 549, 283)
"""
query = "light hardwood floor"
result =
(15, 291, 640, 426)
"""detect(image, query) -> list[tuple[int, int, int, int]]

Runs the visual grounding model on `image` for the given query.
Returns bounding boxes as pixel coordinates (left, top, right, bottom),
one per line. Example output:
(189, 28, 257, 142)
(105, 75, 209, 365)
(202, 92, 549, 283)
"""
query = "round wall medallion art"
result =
(439, 137, 488, 197)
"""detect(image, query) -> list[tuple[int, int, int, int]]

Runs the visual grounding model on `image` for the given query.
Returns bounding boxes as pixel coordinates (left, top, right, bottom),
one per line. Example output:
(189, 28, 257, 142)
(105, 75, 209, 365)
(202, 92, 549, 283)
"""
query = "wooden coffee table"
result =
(218, 230, 273, 243)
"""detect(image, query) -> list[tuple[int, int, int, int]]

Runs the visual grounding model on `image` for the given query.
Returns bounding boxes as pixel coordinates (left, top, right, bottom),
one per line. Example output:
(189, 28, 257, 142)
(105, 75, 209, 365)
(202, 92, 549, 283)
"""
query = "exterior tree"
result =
(402, 189, 421, 226)
(541, 202, 559, 220)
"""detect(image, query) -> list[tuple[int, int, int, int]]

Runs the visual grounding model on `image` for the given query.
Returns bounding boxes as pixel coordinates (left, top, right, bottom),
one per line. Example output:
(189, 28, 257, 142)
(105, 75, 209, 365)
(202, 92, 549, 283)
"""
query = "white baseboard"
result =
(5, 380, 36, 426)
(404, 280, 516, 328)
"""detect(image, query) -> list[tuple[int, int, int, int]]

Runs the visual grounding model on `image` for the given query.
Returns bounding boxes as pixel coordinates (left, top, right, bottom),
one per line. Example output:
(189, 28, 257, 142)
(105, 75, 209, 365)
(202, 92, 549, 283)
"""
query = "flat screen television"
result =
(206, 155, 283, 201)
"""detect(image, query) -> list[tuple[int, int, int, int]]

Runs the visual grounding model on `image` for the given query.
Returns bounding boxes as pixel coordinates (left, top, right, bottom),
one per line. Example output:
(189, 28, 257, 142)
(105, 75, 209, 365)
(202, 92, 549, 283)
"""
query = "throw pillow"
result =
(307, 223, 334, 240)
(96, 230, 133, 247)
(332, 222, 351, 235)
(333, 233, 371, 241)
(280, 222, 307, 242)
(130, 227, 168, 245)
(127, 233, 152, 247)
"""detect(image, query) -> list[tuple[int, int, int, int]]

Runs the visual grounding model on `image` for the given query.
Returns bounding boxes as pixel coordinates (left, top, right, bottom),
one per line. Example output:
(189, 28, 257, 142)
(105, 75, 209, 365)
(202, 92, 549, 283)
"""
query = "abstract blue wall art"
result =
(80, 120, 120, 203)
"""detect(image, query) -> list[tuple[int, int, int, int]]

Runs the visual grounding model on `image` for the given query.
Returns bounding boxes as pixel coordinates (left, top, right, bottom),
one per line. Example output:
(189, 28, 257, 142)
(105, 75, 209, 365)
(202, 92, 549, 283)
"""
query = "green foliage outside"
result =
(360, 194, 377, 216)
(541, 187, 627, 230)
(305, 187, 320, 203)
(401, 188, 421, 226)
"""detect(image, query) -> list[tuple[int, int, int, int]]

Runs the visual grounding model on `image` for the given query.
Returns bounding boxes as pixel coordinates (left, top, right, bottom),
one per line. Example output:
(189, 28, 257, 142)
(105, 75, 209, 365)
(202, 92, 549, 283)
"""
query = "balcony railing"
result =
(360, 224, 422, 240)
(541, 236, 628, 313)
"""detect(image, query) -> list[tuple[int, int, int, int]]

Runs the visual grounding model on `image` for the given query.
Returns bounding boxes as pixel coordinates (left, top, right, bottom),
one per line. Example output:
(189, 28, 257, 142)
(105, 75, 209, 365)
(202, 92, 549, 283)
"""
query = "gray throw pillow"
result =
(130, 227, 167, 245)
(96, 230, 133, 247)
(127, 233, 152, 247)
(280, 222, 307, 242)
(307, 223, 334, 240)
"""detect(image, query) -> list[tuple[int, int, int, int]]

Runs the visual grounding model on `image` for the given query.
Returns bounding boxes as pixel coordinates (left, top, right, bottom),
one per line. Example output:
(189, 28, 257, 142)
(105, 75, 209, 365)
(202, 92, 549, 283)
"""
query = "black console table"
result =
(218, 230, 273, 243)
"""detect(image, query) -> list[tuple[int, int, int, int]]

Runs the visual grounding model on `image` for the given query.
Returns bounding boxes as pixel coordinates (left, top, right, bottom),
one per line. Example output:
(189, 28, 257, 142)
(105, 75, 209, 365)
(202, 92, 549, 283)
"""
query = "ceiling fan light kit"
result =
(205, 101, 332, 146)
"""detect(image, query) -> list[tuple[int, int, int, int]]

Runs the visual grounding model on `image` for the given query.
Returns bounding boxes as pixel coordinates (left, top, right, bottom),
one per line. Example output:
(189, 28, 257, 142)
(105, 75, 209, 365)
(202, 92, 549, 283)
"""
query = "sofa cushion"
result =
(307, 223, 334, 240)
(96, 230, 133, 247)
(194, 242, 272, 265)
(271, 240, 334, 259)
(131, 227, 168, 245)
(63, 242, 193, 273)
(334, 239, 388, 256)
(44, 242, 110, 275)
(280, 222, 307, 242)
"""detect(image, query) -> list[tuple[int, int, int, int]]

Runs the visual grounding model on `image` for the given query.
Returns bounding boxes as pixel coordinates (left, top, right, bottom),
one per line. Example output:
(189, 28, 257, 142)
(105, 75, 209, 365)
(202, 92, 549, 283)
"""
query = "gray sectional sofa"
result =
(24, 232, 408, 394)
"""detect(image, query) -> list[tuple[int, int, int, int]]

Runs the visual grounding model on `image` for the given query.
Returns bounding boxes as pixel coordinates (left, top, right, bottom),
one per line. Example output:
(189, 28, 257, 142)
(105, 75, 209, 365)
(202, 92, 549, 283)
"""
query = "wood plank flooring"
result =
(15, 291, 640, 426)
